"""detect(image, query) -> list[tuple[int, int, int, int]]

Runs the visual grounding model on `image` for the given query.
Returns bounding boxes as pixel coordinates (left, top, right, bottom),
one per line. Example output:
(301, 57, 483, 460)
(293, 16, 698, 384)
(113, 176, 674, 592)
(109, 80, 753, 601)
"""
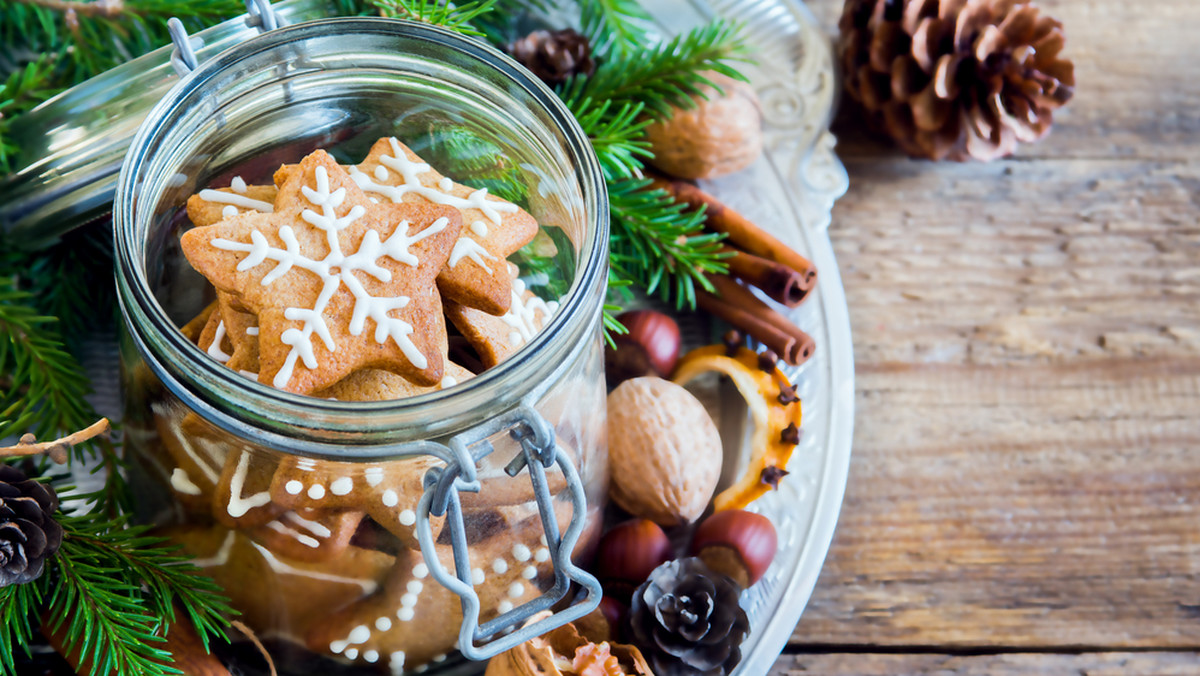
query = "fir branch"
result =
(373, 0, 497, 37)
(44, 513, 236, 676)
(607, 177, 729, 309)
(0, 54, 61, 173)
(0, 582, 41, 676)
(568, 97, 652, 180)
(577, 0, 652, 59)
(559, 19, 750, 122)
(17, 224, 117, 346)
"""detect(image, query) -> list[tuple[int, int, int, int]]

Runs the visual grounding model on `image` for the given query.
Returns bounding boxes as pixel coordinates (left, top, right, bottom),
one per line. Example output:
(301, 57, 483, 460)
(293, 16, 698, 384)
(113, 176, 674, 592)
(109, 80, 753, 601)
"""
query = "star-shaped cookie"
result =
(346, 137, 540, 316)
(181, 150, 463, 395)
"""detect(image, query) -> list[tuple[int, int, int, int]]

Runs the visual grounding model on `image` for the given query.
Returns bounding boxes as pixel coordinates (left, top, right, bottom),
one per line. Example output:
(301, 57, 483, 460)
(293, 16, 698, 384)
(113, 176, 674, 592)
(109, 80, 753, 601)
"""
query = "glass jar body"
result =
(114, 18, 609, 674)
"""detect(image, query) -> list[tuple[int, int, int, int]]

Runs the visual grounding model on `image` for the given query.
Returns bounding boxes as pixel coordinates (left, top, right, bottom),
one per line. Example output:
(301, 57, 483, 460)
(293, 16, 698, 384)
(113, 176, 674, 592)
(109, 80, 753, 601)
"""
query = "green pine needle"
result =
(373, 0, 497, 36)
(607, 177, 729, 310)
(40, 513, 237, 676)
(0, 54, 61, 174)
(0, 581, 41, 676)
(578, 0, 653, 59)
(560, 19, 751, 122)
(568, 97, 652, 181)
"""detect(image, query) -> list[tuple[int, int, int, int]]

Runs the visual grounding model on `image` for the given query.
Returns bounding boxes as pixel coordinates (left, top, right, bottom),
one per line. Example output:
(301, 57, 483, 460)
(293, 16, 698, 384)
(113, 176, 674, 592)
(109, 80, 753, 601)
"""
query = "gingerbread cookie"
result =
(180, 301, 218, 344)
(347, 137, 540, 316)
(445, 277, 559, 368)
(181, 150, 463, 394)
(250, 508, 366, 563)
(185, 175, 278, 227)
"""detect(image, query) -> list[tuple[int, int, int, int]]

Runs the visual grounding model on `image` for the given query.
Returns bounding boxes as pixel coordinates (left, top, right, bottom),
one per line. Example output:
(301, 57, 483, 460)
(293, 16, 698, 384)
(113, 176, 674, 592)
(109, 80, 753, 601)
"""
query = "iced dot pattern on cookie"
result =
(180, 150, 463, 394)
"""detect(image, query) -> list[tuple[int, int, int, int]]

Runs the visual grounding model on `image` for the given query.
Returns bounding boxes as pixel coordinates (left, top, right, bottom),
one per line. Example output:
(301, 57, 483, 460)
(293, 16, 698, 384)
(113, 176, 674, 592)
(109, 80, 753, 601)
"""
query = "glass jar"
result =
(113, 17, 608, 675)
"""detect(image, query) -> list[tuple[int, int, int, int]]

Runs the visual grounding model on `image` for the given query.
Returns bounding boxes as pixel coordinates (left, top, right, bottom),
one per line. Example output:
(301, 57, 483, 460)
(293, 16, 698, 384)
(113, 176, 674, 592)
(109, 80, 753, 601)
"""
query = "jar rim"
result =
(114, 17, 609, 455)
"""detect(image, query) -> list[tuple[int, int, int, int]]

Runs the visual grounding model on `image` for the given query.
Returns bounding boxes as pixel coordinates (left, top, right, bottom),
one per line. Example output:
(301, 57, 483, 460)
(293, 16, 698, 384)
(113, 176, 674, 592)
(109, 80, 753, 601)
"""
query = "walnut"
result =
(606, 377, 723, 526)
(643, 71, 763, 180)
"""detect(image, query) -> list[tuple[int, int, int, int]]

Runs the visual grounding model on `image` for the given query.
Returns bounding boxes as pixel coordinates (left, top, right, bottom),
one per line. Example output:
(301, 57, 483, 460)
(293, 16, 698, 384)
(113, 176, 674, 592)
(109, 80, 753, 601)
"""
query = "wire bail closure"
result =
(169, 0, 284, 77)
(415, 404, 603, 661)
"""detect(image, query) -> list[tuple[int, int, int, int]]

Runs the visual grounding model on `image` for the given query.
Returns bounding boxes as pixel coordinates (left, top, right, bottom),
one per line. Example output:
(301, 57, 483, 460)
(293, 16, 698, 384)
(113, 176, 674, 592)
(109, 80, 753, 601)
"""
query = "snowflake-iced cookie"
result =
(180, 150, 463, 394)
(445, 278, 559, 369)
(185, 176, 278, 227)
(348, 137, 539, 316)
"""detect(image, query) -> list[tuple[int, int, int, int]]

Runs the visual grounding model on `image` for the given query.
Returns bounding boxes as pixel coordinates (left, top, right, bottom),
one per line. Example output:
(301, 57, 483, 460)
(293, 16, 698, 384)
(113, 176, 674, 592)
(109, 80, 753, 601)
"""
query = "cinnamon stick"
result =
(697, 275, 816, 366)
(723, 247, 812, 307)
(651, 174, 817, 286)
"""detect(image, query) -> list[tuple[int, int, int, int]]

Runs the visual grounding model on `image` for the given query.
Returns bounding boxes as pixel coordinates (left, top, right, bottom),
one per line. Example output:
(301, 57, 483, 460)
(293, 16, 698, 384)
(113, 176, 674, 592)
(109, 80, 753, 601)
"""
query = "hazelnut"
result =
(605, 310, 681, 385)
(595, 519, 674, 593)
(607, 377, 723, 526)
(689, 510, 778, 588)
(643, 71, 763, 180)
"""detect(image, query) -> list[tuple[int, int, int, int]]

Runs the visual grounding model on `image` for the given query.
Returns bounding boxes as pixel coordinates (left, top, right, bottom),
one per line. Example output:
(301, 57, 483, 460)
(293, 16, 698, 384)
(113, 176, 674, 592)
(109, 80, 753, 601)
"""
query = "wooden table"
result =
(772, 1, 1200, 673)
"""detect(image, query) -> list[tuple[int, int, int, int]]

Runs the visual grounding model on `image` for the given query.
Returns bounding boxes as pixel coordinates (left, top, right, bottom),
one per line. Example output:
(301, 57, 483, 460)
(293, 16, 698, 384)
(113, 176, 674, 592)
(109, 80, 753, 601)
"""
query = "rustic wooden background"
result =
(772, 0, 1200, 673)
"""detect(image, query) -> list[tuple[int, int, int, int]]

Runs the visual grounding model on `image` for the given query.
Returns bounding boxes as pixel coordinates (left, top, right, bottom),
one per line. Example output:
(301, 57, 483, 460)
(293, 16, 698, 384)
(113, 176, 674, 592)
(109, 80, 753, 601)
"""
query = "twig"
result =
(0, 418, 110, 464)
(232, 620, 278, 676)
(16, 0, 125, 18)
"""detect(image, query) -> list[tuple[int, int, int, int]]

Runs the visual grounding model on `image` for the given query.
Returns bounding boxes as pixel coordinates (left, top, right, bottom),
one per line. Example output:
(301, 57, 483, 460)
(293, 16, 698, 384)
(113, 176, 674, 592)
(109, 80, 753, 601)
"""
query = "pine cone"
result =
(507, 29, 596, 86)
(839, 0, 1075, 161)
(0, 465, 63, 587)
(628, 558, 749, 676)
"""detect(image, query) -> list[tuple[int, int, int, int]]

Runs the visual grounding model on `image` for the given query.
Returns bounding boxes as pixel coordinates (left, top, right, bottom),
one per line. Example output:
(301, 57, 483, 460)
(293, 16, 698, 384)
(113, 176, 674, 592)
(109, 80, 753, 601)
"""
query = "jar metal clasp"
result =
(168, 0, 282, 77)
(415, 403, 603, 661)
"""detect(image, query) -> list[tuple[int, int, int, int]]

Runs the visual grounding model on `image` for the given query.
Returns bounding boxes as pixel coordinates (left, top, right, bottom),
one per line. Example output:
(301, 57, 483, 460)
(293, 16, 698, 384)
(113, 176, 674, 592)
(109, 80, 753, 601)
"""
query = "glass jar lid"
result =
(0, 0, 338, 249)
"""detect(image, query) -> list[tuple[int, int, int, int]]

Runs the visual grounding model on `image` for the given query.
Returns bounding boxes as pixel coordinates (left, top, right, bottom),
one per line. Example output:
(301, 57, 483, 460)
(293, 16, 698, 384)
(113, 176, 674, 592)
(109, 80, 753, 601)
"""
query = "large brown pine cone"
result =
(840, 0, 1075, 161)
(507, 29, 596, 86)
(628, 558, 749, 676)
(0, 465, 63, 587)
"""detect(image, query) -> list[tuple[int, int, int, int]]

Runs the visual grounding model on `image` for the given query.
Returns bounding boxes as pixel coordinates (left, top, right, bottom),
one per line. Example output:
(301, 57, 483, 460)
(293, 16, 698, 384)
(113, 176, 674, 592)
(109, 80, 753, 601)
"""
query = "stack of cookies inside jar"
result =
(134, 135, 594, 674)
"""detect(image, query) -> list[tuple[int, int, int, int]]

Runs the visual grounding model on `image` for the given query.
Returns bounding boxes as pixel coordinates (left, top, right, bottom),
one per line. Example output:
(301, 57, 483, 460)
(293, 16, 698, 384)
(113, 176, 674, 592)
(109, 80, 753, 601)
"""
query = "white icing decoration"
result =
(376, 617, 392, 631)
(522, 566, 537, 580)
(470, 221, 488, 237)
(348, 137, 519, 226)
(440, 375, 457, 389)
(246, 326, 259, 335)
(170, 468, 201, 495)
(382, 489, 399, 507)
(397, 607, 415, 622)
(539, 535, 548, 546)
(399, 509, 416, 526)
(365, 467, 385, 486)
(251, 542, 377, 593)
(172, 433, 220, 484)
(508, 582, 525, 598)
(407, 580, 423, 594)
(227, 452, 272, 518)
(472, 568, 485, 584)
(374, 166, 389, 181)
(330, 477, 353, 495)
(239, 370, 258, 379)
(364, 650, 379, 664)
(348, 625, 371, 644)
(345, 648, 359, 660)
(285, 480, 303, 495)
(390, 651, 406, 674)
(284, 511, 332, 538)
(438, 177, 454, 192)
(206, 321, 232, 363)
(492, 559, 508, 575)
(330, 640, 348, 654)
(500, 279, 556, 348)
(433, 654, 447, 663)
(512, 544, 532, 562)
(199, 188, 273, 213)
(191, 533, 236, 568)
(401, 592, 418, 607)
(222, 205, 238, 218)
(497, 600, 514, 614)
(266, 520, 319, 548)
(210, 165, 444, 389)
(230, 176, 248, 193)
(308, 484, 326, 499)
(534, 547, 550, 563)
(448, 236, 497, 273)
(413, 563, 429, 579)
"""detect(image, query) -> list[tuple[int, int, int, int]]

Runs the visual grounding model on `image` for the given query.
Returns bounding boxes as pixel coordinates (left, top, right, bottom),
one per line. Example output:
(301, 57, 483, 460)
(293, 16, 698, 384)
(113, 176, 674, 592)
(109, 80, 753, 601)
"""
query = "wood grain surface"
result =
(772, 0, 1200, 672)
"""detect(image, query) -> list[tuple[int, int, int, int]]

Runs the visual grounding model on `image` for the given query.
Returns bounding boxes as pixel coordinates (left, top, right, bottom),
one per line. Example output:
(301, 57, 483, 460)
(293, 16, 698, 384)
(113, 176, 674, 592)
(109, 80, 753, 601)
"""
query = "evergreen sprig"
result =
(608, 177, 728, 310)
(373, 0, 497, 36)
(568, 97, 652, 181)
(578, 0, 653, 59)
(0, 581, 41, 676)
(560, 19, 751, 122)
(0, 55, 60, 173)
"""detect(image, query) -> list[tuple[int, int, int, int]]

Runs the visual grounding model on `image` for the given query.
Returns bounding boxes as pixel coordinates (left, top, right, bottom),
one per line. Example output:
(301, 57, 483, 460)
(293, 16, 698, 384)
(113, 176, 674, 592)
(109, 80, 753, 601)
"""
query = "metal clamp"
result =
(169, 0, 284, 77)
(414, 404, 603, 661)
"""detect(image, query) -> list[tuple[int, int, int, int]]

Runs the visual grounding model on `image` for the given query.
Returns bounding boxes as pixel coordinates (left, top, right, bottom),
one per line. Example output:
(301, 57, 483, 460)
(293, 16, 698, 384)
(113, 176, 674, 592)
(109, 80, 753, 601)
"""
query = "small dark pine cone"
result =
(506, 28, 596, 86)
(839, 0, 1075, 161)
(628, 557, 750, 676)
(0, 465, 63, 587)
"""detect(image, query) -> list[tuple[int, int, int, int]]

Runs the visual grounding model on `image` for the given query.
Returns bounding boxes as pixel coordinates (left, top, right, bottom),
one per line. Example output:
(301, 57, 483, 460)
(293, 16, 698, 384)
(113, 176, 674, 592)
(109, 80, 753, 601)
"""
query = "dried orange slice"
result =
(672, 345, 802, 511)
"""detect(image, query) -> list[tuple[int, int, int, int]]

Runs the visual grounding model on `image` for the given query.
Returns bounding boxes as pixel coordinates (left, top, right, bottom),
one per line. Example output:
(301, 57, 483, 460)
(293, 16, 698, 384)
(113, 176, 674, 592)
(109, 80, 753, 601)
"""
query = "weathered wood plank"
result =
(774, 652, 1200, 675)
